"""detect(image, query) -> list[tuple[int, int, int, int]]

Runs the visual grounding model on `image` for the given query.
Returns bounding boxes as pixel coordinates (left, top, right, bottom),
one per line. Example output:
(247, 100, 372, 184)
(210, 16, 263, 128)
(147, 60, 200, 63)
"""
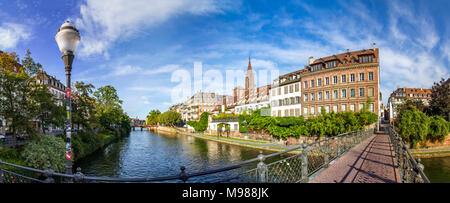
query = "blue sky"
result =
(0, 0, 449, 119)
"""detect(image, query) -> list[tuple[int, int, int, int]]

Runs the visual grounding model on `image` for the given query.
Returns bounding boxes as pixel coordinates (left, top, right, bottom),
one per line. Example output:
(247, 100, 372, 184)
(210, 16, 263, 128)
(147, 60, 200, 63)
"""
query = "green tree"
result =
(428, 78, 450, 121)
(146, 110, 161, 125)
(397, 105, 429, 148)
(0, 51, 37, 146)
(428, 116, 449, 142)
(72, 81, 96, 130)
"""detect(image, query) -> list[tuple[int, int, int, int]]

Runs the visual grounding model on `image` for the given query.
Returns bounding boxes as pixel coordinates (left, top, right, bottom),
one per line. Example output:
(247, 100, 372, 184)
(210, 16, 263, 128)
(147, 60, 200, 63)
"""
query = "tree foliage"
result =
(22, 135, 66, 172)
(186, 112, 209, 132)
(428, 78, 450, 121)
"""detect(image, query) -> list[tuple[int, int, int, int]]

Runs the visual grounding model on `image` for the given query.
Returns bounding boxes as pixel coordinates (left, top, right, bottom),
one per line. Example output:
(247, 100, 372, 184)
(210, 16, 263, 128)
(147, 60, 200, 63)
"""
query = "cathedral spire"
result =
(248, 56, 252, 71)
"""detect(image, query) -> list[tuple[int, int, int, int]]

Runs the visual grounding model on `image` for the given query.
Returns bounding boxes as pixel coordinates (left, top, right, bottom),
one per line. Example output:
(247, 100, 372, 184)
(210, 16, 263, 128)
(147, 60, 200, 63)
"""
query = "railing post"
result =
(256, 151, 268, 183)
(43, 164, 55, 183)
(344, 133, 349, 151)
(402, 145, 409, 183)
(414, 158, 425, 183)
(337, 135, 341, 156)
(0, 160, 3, 183)
(179, 166, 188, 183)
(301, 144, 309, 183)
(324, 137, 329, 168)
(74, 167, 84, 183)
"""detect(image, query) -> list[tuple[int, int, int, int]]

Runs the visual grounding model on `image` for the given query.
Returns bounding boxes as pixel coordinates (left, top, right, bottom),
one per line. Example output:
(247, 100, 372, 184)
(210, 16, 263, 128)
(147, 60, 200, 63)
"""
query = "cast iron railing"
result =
(387, 127, 430, 183)
(0, 129, 374, 183)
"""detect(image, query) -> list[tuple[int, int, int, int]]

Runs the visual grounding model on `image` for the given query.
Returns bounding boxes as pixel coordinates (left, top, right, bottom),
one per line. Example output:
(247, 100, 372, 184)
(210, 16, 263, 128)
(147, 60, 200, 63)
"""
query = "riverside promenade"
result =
(310, 123, 400, 183)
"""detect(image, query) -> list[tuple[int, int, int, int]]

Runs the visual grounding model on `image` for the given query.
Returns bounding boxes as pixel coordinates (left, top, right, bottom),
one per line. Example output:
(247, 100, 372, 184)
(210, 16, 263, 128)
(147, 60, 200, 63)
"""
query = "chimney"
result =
(373, 42, 376, 50)
(308, 56, 314, 65)
(346, 49, 349, 53)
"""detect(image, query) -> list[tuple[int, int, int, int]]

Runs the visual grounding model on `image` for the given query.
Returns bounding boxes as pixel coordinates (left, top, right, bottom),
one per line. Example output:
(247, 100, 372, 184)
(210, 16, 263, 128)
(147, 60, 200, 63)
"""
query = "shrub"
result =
(428, 116, 449, 142)
(22, 135, 65, 172)
(397, 106, 429, 148)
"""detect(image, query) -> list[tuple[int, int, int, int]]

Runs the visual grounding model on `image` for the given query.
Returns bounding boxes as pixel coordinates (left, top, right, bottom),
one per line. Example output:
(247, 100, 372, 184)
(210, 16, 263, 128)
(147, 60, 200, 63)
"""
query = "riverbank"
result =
(0, 128, 131, 170)
(411, 136, 450, 158)
(152, 126, 303, 154)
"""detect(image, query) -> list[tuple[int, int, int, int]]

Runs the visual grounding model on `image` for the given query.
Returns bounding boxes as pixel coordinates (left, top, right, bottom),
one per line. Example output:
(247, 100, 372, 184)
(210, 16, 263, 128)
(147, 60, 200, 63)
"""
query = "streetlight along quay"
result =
(55, 21, 80, 175)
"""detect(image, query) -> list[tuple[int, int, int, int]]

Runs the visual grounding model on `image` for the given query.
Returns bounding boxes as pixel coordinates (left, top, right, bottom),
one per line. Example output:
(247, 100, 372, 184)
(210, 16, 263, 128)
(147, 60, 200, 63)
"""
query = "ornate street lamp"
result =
(55, 21, 80, 175)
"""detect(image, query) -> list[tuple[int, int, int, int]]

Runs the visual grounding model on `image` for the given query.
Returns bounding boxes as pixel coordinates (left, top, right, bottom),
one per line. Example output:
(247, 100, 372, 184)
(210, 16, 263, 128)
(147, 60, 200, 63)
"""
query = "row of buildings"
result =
(0, 50, 68, 134)
(170, 44, 384, 121)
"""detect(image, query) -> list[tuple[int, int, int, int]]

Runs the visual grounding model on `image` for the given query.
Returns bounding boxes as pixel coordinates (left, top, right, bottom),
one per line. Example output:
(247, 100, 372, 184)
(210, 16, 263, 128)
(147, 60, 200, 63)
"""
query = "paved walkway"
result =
(310, 124, 400, 183)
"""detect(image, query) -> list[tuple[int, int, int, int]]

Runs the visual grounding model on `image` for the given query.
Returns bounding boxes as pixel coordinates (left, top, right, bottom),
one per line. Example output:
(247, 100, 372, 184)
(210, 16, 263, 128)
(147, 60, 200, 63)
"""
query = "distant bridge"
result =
(130, 124, 157, 131)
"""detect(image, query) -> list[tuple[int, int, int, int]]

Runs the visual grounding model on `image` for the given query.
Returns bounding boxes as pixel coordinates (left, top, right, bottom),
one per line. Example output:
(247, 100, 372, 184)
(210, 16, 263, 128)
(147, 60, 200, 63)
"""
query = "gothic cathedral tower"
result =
(245, 56, 255, 91)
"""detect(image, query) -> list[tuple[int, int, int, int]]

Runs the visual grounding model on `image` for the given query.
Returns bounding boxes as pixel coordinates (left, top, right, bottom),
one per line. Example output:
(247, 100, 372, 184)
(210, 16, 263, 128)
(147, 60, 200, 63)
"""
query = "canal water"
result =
(75, 130, 284, 182)
(421, 157, 450, 183)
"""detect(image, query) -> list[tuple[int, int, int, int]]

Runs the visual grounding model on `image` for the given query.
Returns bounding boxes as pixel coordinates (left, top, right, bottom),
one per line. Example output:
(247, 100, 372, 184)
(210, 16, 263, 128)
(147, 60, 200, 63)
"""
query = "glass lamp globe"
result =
(55, 21, 80, 54)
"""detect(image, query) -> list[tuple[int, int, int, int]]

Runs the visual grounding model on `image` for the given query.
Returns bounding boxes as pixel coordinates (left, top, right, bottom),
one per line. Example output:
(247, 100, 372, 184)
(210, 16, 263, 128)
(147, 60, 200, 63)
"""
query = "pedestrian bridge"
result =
(0, 121, 429, 183)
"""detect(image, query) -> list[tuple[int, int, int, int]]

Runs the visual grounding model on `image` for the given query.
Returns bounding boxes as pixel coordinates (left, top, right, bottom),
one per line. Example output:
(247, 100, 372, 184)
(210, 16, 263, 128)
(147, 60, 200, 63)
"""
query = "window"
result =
(311, 107, 315, 115)
(369, 72, 374, 81)
(368, 87, 374, 97)
(272, 89, 276, 96)
(296, 96, 300, 104)
(311, 64, 322, 71)
(279, 99, 282, 106)
(310, 80, 315, 88)
(341, 75, 346, 83)
(333, 76, 338, 84)
(304, 94, 308, 102)
(285, 109, 289, 117)
(333, 105, 338, 113)
(342, 104, 347, 111)
(325, 91, 330, 100)
(325, 105, 330, 113)
(325, 77, 330, 85)
(350, 74, 355, 82)
(278, 110, 281, 117)
(304, 81, 308, 88)
(295, 83, 299, 92)
(290, 97, 295, 104)
(311, 93, 315, 101)
(317, 78, 322, 86)
(359, 88, 365, 97)
(333, 90, 338, 99)
(325, 60, 337, 68)
(350, 104, 355, 111)
(290, 109, 294, 117)
(285, 98, 289, 105)
(359, 73, 364, 81)
(341, 89, 347, 98)
(359, 55, 373, 63)
(359, 103, 364, 111)
(351, 88, 355, 97)
(278, 88, 281, 95)
(289, 85, 293, 93)
(284, 86, 288, 94)
(318, 92, 322, 101)
(303, 107, 308, 115)
(370, 103, 374, 112)
(295, 109, 300, 116)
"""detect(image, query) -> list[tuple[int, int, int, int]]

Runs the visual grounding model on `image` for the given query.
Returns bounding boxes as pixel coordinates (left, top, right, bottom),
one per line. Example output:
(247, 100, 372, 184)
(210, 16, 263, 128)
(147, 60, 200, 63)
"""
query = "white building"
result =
(270, 70, 302, 117)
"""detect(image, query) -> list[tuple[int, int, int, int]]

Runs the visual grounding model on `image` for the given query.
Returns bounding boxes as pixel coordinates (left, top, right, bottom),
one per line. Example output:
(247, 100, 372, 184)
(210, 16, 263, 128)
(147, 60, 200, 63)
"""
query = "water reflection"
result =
(421, 156, 450, 183)
(75, 130, 281, 181)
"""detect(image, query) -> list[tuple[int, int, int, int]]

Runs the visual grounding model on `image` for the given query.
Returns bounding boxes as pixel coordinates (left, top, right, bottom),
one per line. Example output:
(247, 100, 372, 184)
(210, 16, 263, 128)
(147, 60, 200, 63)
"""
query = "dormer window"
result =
(359, 55, 373, 63)
(311, 64, 322, 72)
(325, 60, 337, 68)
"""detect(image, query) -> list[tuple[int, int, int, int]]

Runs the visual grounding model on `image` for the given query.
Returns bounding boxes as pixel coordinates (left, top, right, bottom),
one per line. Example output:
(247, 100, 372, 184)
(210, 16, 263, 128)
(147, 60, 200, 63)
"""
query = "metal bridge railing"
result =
(0, 128, 374, 183)
(387, 127, 430, 183)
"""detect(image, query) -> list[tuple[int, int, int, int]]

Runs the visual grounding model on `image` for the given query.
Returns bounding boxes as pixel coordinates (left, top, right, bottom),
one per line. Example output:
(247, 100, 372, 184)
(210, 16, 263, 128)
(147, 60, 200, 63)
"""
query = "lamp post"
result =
(55, 21, 80, 175)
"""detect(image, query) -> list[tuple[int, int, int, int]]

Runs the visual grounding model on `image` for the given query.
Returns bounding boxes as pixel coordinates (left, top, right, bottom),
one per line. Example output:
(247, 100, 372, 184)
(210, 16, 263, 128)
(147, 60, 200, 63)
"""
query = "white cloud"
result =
(0, 23, 30, 50)
(74, 0, 230, 58)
